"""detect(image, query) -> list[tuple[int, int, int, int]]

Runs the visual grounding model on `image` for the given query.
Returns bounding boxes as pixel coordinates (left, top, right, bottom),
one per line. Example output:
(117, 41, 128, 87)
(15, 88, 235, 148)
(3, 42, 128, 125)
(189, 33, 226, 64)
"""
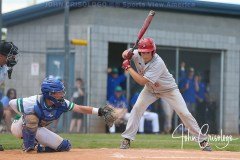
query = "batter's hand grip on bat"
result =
(123, 49, 134, 60)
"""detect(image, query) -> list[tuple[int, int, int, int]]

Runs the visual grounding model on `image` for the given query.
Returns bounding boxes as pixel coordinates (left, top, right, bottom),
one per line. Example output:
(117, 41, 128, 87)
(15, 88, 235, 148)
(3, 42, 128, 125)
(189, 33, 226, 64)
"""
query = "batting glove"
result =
(122, 49, 133, 60)
(122, 60, 131, 71)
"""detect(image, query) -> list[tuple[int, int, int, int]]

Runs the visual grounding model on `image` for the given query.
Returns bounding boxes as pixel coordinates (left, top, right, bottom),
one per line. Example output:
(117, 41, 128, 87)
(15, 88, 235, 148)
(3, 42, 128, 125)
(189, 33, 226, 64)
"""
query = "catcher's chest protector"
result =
(34, 96, 68, 127)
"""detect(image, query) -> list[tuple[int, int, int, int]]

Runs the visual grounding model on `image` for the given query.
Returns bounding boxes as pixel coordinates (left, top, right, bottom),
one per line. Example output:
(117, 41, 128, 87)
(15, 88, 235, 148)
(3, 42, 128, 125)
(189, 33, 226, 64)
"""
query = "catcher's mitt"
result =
(98, 105, 117, 127)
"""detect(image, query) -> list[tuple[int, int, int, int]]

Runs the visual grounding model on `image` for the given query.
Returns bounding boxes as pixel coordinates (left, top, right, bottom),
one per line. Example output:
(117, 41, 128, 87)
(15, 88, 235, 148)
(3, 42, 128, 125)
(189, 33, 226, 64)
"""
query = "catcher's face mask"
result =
(0, 41, 19, 79)
(49, 90, 66, 106)
(51, 91, 66, 99)
(6, 43, 19, 68)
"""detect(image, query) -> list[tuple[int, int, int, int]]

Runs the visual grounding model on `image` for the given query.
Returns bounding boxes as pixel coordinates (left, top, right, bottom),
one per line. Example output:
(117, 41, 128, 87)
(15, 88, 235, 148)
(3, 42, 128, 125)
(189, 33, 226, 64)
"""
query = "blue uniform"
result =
(1, 96, 10, 108)
(108, 94, 128, 109)
(179, 78, 196, 103)
(107, 74, 126, 100)
(179, 69, 186, 83)
(196, 82, 207, 100)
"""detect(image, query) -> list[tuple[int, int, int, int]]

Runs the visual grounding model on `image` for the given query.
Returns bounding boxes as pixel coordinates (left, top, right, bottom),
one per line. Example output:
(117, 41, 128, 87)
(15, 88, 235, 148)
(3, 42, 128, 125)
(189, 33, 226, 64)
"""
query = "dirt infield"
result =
(0, 149, 240, 160)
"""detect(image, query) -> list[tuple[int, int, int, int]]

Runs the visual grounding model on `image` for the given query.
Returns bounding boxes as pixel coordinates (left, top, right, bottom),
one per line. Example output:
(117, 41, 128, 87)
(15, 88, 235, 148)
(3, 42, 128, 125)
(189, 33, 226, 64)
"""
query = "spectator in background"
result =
(179, 67, 199, 117)
(69, 78, 84, 133)
(179, 61, 187, 82)
(195, 74, 208, 128)
(130, 91, 159, 134)
(1, 88, 17, 132)
(107, 67, 126, 100)
(108, 86, 130, 133)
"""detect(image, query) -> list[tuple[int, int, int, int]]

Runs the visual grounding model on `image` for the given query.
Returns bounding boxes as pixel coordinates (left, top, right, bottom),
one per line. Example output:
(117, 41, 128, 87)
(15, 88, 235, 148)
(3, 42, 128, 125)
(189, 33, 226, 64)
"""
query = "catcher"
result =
(9, 77, 116, 152)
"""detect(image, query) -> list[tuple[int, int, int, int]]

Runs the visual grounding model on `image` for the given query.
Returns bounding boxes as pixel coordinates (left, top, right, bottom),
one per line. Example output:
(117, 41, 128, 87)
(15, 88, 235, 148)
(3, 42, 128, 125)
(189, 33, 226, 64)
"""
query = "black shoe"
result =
(120, 138, 130, 149)
(0, 144, 4, 151)
(200, 140, 212, 151)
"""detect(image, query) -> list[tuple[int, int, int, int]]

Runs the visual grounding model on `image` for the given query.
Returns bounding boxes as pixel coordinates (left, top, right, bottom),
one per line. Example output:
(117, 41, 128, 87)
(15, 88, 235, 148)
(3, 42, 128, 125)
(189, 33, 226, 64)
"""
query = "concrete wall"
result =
(5, 6, 240, 133)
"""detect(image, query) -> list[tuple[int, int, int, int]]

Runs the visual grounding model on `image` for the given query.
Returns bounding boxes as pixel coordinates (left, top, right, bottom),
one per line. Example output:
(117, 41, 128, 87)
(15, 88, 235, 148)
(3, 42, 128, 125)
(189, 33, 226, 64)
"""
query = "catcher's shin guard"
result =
(57, 139, 71, 152)
(22, 114, 39, 152)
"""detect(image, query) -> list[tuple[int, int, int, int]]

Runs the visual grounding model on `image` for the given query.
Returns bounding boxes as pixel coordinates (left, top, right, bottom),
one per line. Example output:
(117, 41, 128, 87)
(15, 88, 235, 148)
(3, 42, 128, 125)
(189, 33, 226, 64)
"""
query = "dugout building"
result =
(2, 0, 240, 134)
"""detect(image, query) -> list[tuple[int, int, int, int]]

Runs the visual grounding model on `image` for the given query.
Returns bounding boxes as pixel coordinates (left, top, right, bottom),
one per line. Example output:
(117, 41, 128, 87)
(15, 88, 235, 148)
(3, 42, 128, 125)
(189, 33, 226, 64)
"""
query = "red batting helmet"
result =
(138, 37, 156, 54)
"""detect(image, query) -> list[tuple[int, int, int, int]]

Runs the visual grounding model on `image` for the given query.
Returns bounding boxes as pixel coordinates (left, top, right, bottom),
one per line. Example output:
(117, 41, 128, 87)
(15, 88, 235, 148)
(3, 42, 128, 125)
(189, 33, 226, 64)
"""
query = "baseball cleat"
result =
(24, 147, 35, 152)
(120, 138, 130, 149)
(200, 140, 212, 151)
(0, 144, 4, 151)
(37, 144, 46, 153)
(21, 142, 38, 152)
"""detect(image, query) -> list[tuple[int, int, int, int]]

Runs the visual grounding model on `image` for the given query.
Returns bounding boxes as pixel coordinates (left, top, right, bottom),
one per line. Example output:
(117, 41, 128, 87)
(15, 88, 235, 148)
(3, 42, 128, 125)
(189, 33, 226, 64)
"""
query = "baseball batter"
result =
(0, 41, 19, 151)
(120, 37, 211, 151)
(10, 77, 116, 152)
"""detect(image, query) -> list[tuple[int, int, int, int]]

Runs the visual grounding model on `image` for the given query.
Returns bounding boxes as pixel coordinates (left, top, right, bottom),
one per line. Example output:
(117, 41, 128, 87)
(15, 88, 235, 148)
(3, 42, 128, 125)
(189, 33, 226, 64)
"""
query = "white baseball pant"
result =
(122, 86, 207, 142)
(139, 111, 159, 133)
(110, 112, 159, 133)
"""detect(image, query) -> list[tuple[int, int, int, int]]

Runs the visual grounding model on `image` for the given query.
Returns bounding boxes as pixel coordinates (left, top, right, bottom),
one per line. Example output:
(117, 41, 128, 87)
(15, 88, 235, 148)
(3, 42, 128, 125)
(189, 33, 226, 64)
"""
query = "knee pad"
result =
(56, 139, 71, 152)
(23, 114, 39, 129)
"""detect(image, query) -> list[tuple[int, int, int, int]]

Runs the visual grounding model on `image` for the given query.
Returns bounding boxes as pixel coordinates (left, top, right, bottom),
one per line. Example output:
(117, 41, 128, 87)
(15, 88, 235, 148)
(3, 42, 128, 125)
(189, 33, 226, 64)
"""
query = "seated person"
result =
(108, 86, 130, 133)
(130, 92, 159, 134)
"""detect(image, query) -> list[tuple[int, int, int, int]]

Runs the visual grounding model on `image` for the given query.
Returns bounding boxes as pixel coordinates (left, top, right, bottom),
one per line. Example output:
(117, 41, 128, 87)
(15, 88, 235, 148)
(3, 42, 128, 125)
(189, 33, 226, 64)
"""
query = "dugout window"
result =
(179, 48, 222, 134)
(108, 42, 128, 94)
(108, 42, 127, 69)
(157, 46, 177, 78)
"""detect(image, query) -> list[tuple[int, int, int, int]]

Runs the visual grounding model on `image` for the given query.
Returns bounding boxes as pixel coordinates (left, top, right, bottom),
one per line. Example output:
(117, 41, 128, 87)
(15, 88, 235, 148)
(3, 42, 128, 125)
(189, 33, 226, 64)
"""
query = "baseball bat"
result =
(130, 10, 155, 53)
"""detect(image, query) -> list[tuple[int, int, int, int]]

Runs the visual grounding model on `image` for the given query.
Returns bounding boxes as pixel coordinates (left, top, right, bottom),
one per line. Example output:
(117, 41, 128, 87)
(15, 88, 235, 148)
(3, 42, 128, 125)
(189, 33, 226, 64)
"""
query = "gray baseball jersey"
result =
(132, 50, 177, 93)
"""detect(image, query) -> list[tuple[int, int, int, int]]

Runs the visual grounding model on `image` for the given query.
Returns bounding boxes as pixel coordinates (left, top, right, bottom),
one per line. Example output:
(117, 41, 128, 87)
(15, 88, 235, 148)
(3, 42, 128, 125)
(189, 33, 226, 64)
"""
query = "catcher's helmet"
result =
(138, 37, 156, 55)
(41, 77, 65, 107)
(0, 41, 19, 67)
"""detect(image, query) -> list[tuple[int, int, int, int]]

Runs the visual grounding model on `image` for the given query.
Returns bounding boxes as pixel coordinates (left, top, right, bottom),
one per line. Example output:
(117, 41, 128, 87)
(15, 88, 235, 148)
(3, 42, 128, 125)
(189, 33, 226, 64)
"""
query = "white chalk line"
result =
(110, 153, 240, 160)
